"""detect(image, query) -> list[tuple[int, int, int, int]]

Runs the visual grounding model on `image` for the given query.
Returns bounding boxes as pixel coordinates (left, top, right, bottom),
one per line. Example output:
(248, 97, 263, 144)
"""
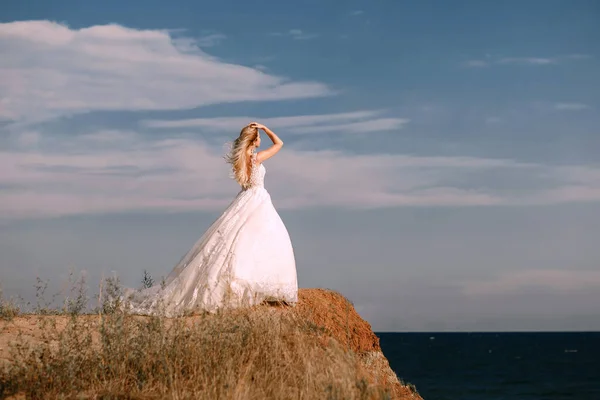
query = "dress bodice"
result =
(248, 153, 265, 188)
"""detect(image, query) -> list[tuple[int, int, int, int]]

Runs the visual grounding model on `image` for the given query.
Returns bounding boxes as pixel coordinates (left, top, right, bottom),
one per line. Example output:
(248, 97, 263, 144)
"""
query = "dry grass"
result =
(0, 281, 420, 400)
(0, 290, 20, 322)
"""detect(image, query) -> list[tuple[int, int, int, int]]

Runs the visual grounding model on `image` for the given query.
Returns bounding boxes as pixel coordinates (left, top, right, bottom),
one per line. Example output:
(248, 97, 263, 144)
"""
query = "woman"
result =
(125, 122, 298, 316)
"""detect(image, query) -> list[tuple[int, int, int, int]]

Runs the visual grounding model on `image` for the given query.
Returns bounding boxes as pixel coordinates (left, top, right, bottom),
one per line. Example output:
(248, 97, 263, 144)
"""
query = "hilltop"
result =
(0, 288, 421, 399)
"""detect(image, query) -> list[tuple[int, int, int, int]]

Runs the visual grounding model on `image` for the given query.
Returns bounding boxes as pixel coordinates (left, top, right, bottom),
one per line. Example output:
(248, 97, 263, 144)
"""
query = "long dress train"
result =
(124, 154, 298, 316)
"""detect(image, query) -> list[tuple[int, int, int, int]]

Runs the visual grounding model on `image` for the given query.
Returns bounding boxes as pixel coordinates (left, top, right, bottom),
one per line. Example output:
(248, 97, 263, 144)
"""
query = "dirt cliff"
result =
(294, 289, 421, 399)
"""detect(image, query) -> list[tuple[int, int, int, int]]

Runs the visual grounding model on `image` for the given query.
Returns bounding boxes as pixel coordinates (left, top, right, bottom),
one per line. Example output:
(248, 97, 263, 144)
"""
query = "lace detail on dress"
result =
(247, 151, 265, 189)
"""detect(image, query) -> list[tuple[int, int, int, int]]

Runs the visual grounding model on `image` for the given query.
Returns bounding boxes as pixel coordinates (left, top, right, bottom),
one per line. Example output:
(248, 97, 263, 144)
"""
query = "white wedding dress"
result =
(124, 153, 298, 316)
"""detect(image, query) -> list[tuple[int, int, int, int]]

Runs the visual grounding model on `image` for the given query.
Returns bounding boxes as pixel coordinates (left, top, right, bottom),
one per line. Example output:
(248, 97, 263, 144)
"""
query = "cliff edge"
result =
(294, 289, 420, 398)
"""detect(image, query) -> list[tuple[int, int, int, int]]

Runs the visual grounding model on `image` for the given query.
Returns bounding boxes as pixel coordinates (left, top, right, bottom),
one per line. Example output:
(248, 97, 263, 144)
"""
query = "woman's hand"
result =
(248, 121, 283, 163)
(249, 122, 267, 130)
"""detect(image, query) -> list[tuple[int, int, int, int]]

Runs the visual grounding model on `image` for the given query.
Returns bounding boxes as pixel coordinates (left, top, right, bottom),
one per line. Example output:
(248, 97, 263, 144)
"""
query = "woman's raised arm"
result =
(250, 122, 283, 163)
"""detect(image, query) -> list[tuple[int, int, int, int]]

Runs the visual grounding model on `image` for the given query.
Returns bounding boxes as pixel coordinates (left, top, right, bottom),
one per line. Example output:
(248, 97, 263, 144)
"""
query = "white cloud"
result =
(554, 103, 591, 111)
(0, 20, 331, 123)
(195, 33, 227, 47)
(2, 127, 600, 219)
(498, 57, 556, 65)
(464, 54, 591, 68)
(290, 118, 408, 134)
(288, 29, 319, 40)
(270, 29, 318, 40)
(464, 60, 489, 68)
(350, 10, 364, 16)
(465, 57, 556, 67)
(142, 110, 409, 134)
(462, 269, 600, 295)
(143, 110, 381, 129)
(566, 54, 593, 60)
(77, 129, 138, 144)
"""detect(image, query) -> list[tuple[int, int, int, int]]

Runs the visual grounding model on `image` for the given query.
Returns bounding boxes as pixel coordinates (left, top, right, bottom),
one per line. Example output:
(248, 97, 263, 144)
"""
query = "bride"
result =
(124, 122, 298, 316)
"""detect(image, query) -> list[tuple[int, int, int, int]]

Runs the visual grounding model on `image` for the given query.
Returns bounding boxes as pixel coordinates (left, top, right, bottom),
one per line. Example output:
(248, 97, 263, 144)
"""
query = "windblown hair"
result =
(225, 125, 259, 189)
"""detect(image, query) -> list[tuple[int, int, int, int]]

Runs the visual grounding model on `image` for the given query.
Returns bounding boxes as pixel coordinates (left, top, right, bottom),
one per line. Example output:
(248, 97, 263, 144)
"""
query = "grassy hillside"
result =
(0, 288, 421, 399)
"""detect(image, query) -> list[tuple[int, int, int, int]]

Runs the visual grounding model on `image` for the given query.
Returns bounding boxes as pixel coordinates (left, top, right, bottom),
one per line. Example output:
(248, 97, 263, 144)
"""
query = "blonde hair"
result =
(225, 125, 259, 189)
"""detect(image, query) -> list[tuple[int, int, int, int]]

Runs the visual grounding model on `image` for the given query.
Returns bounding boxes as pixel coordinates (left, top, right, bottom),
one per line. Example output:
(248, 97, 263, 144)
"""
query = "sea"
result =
(377, 332, 600, 400)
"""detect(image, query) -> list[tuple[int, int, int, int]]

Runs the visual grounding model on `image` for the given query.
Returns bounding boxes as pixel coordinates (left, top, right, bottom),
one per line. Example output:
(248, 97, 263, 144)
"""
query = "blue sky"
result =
(0, 0, 599, 331)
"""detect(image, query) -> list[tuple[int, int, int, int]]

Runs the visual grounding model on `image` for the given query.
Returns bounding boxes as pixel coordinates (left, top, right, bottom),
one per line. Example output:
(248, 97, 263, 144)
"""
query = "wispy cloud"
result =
(290, 118, 407, 134)
(530, 101, 593, 113)
(464, 60, 489, 68)
(142, 110, 409, 134)
(254, 64, 269, 71)
(2, 127, 600, 219)
(566, 54, 593, 60)
(170, 32, 227, 51)
(553, 102, 591, 111)
(498, 57, 556, 65)
(270, 29, 319, 40)
(464, 54, 591, 68)
(195, 33, 227, 47)
(484, 117, 503, 125)
(288, 29, 319, 40)
(350, 10, 364, 16)
(0, 20, 331, 123)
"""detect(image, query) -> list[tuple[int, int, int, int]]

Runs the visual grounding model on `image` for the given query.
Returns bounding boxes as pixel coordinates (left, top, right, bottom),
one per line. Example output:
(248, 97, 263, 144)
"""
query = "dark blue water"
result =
(377, 332, 600, 400)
